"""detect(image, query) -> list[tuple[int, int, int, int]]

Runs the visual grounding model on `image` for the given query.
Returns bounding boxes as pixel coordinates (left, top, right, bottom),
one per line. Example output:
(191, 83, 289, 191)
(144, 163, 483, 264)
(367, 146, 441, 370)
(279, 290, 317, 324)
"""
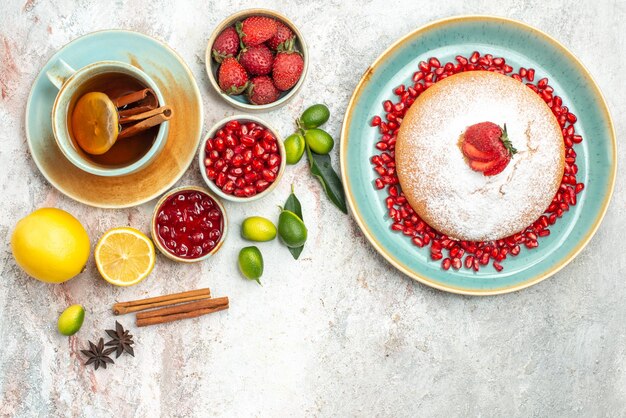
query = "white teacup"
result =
(47, 59, 169, 177)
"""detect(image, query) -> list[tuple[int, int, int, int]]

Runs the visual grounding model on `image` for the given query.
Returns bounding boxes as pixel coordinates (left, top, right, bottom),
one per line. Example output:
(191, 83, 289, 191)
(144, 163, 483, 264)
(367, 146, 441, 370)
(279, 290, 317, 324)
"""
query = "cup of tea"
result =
(47, 59, 169, 177)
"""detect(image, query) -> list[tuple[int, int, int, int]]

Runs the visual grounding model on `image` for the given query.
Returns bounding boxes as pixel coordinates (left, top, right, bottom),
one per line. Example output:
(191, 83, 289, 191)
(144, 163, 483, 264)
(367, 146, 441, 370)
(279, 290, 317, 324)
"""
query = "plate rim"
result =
(24, 29, 204, 209)
(339, 15, 617, 296)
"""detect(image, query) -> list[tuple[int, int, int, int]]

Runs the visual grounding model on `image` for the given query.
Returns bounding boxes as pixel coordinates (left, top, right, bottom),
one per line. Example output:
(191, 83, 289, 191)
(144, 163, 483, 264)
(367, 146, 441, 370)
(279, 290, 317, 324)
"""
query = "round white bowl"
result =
(199, 115, 286, 203)
(205, 8, 309, 112)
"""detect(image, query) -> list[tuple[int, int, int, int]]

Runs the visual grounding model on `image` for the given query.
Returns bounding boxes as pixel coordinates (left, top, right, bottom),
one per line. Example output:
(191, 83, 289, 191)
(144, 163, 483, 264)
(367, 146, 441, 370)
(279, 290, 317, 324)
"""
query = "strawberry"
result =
(212, 26, 240, 63)
(247, 76, 280, 105)
(461, 122, 517, 176)
(239, 44, 274, 76)
(236, 16, 277, 46)
(218, 57, 249, 95)
(469, 159, 499, 172)
(461, 141, 497, 162)
(272, 51, 304, 91)
(483, 154, 510, 176)
(267, 21, 295, 51)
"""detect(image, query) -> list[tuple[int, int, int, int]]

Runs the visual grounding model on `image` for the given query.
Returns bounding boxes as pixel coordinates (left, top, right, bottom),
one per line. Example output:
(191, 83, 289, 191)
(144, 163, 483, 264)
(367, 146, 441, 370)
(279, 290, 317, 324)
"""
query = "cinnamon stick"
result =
(113, 288, 211, 315)
(113, 88, 154, 107)
(136, 297, 229, 327)
(117, 107, 172, 139)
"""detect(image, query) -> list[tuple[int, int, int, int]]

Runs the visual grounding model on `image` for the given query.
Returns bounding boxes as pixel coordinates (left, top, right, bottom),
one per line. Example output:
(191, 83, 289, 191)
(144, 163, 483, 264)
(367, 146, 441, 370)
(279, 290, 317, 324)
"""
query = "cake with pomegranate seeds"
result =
(395, 71, 564, 241)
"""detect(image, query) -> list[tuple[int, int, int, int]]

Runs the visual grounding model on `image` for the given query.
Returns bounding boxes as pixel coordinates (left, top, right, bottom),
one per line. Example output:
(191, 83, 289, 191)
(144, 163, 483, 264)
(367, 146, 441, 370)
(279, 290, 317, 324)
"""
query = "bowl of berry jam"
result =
(151, 186, 227, 262)
(199, 115, 285, 202)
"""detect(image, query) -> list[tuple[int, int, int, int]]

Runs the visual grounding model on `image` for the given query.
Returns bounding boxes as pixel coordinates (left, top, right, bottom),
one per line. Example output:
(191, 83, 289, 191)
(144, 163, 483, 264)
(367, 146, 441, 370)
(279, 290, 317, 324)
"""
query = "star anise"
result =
(104, 321, 135, 358)
(81, 338, 115, 370)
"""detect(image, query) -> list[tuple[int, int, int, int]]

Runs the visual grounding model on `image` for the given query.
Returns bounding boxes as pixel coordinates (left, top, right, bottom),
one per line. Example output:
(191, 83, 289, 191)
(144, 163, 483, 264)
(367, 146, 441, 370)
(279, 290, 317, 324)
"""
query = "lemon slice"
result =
(95, 227, 155, 286)
(71, 92, 119, 155)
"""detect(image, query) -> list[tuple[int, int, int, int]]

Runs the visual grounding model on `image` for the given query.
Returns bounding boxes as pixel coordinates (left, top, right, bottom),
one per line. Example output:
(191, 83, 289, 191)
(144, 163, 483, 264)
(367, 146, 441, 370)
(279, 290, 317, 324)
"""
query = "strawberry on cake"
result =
(395, 70, 564, 242)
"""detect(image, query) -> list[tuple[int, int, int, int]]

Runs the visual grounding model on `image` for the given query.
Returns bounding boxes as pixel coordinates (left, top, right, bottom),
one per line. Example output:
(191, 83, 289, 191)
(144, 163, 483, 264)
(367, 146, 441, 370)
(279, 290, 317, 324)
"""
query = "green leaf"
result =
(284, 185, 303, 220)
(284, 185, 304, 259)
(305, 145, 347, 214)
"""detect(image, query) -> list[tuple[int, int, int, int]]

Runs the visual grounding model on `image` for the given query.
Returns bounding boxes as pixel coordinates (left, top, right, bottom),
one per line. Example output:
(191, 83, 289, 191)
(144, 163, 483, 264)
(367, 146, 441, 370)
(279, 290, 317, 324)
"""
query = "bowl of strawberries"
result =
(206, 9, 308, 111)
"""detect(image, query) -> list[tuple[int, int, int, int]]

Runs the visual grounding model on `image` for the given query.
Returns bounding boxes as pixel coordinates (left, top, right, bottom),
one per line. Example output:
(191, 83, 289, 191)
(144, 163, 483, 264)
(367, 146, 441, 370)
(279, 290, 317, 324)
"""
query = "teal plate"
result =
(340, 16, 616, 295)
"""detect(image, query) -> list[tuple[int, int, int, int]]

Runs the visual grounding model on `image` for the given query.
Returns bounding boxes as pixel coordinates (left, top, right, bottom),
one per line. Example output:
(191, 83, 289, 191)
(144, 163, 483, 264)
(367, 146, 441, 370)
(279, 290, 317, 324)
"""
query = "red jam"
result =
(204, 119, 281, 198)
(155, 189, 224, 259)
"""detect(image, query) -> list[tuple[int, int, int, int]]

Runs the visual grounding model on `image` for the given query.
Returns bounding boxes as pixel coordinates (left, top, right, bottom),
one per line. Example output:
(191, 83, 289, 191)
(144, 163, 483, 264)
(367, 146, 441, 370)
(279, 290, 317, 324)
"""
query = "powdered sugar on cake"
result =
(395, 71, 564, 241)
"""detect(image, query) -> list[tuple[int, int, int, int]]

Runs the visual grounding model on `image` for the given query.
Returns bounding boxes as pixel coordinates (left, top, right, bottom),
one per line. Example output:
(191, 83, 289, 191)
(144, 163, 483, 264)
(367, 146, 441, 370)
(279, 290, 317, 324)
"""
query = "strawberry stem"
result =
(500, 123, 518, 156)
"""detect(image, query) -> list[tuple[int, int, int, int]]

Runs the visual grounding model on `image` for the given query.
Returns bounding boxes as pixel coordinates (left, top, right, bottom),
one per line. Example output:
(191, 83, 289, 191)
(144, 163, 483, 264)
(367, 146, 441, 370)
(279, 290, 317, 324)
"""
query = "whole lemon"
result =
(11, 208, 90, 283)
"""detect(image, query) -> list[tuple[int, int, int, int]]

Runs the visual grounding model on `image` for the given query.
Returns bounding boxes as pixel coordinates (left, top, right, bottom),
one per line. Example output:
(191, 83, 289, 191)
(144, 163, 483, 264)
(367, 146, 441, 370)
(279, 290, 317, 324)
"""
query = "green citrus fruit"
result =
(284, 133, 305, 164)
(278, 210, 307, 248)
(238, 246, 264, 284)
(57, 304, 85, 336)
(300, 104, 330, 129)
(241, 216, 277, 242)
(304, 129, 334, 155)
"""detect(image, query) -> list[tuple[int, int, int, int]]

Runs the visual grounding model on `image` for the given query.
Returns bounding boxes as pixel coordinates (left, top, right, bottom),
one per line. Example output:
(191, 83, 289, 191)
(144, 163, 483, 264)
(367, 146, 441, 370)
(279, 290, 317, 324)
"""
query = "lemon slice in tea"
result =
(71, 92, 119, 155)
(95, 227, 155, 286)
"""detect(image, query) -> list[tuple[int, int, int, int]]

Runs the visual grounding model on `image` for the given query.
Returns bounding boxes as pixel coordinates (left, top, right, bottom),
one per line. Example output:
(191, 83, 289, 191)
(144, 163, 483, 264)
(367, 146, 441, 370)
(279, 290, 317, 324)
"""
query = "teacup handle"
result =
(46, 59, 76, 89)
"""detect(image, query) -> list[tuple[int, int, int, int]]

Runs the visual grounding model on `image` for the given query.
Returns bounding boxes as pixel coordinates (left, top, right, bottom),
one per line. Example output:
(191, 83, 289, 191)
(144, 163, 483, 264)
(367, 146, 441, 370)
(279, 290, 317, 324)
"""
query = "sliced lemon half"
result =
(95, 227, 155, 286)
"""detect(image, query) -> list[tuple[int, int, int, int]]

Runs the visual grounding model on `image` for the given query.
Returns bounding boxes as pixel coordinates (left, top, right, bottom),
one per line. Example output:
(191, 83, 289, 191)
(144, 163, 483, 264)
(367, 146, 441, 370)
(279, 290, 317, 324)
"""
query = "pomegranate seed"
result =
(215, 172, 226, 187)
(268, 153, 280, 168)
(452, 258, 462, 270)
(527, 68, 535, 81)
(371, 116, 381, 126)
(493, 262, 503, 272)
(575, 183, 585, 193)
(412, 237, 424, 247)
(255, 180, 270, 192)
(261, 169, 276, 182)
(222, 180, 235, 194)
(253, 143, 265, 157)
(442, 258, 452, 270)
(428, 57, 441, 68)
(214, 138, 225, 151)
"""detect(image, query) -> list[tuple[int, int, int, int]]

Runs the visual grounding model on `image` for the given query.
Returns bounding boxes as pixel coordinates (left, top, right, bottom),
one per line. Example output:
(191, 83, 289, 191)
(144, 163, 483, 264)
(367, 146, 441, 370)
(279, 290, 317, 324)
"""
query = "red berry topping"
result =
(218, 57, 249, 95)
(267, 21, 295, 51)
(272, 51, 304, 91)
(236, 16, 277, 46)
(239, 44, 274, 76)
(212, 26, 240, 63)
(247, 76, 280, 105)
(204, 120, 281, 198)
(461, 122, 517, 176)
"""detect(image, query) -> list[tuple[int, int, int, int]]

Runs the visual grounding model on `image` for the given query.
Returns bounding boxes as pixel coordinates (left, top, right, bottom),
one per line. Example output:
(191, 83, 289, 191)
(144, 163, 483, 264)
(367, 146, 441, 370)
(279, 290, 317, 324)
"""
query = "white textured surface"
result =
(0, 0, 625, 417)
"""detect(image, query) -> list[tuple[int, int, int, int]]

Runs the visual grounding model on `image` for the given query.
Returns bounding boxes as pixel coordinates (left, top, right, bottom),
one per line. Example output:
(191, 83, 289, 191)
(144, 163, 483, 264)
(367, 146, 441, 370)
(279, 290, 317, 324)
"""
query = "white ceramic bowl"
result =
(199, 115, 286, 202)
(205, 8, 309, 111)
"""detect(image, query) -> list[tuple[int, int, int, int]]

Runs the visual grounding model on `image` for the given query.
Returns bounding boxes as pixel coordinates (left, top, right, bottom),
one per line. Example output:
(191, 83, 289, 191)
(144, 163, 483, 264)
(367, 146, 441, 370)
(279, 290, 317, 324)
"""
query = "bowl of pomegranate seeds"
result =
(200, 115, 286, 202)
(151, 186, 228, 263)
(206, 9, 308, 111)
